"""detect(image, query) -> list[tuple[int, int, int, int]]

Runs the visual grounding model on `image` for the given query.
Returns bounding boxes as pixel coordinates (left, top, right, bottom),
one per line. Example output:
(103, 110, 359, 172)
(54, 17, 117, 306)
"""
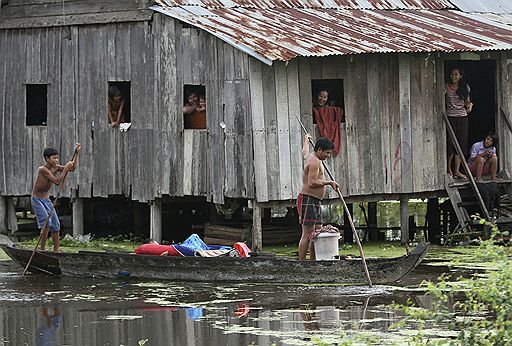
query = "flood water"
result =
(0, 258, 457, 346)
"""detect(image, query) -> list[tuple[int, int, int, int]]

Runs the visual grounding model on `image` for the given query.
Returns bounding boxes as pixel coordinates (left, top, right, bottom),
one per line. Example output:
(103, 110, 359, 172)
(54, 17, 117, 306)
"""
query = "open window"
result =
(107, 81, 131, 127)
(183, 85, 206, 129)
(26, 84, 48, 126)
(311, 79, 345, 124)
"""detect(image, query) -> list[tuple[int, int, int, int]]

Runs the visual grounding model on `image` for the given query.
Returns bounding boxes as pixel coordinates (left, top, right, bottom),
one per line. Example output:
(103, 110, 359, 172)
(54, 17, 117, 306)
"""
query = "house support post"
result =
(252, 201, 262, 253)
(367, 202, 381, 240)
(72, 195, 84, 237)
(150, 198, 162, 243)
(400, 196, 409, 244)
(4, 197, 17, 234)
(0, 196, 7, 234)
(426, 198, 440, 244)
(343, 203, 354, 243)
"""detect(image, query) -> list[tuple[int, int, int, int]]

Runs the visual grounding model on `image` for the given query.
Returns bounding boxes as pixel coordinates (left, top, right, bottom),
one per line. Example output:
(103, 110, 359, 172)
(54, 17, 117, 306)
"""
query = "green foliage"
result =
(395, 220, 512, 345)
(20, 233, 139, 252)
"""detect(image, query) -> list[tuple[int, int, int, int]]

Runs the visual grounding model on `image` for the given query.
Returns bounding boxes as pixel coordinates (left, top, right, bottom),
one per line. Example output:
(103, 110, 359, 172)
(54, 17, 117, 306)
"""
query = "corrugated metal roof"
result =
(157, 0, 455, 10)
(152, 4, 512, 64)
(448, 0, 512, 14)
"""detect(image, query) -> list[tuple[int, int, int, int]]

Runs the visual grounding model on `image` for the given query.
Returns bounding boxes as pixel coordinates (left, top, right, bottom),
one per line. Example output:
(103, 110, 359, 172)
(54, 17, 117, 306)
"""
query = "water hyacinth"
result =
(394, 219, 512, 345)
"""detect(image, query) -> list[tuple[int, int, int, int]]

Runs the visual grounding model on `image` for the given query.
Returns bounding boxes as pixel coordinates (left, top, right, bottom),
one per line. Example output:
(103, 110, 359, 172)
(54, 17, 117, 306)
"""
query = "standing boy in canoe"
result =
(297, 135, 338, 260)
(31, 144, 80, 252)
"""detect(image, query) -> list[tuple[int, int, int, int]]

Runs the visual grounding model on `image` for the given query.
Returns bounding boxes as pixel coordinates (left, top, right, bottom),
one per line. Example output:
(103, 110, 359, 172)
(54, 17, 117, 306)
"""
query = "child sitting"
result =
(467, 132, 499, 182)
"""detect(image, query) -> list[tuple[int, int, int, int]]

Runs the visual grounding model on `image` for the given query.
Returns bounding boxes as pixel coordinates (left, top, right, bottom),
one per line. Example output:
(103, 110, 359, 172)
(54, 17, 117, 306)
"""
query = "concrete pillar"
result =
(251, 201, 262, 253)
(150, 199, 162, 243)
(72, 196, 84, 237)
(400, 196, 409, 244)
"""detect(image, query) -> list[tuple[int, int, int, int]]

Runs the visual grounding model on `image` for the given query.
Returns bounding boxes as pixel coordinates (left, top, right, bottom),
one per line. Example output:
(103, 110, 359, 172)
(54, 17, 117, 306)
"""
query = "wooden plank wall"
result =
(158, 17, 255, 203)
(0, 14, 256, 203)
(249, 59, 303, 202)
(250, 53, 446, 202)
(0, 0, 153, 29)
(498, 51, 512, 174)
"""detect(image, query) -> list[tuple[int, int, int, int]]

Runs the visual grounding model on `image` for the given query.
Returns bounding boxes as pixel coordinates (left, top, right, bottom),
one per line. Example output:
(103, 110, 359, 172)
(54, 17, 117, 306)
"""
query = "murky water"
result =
(0, 259, 456, 346)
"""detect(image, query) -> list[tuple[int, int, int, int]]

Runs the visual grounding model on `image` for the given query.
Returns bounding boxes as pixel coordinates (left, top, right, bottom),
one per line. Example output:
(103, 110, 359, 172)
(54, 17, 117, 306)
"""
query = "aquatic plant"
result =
(394, 219, 512, 345)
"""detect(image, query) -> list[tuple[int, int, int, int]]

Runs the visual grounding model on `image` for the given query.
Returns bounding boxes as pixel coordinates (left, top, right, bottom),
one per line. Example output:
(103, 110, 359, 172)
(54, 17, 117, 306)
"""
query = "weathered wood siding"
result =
(169, 16, 255, 204)
(498, 51, 512, 174)
(0, 13, 255, 203)
(0, 0, 153, 29)
(250, 53, 446, 202)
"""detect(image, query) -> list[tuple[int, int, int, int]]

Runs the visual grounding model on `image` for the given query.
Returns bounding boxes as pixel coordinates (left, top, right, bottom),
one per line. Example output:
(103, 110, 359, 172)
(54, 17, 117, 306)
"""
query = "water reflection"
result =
(0, 267, 446, 345)
(37, 305, 62, 346)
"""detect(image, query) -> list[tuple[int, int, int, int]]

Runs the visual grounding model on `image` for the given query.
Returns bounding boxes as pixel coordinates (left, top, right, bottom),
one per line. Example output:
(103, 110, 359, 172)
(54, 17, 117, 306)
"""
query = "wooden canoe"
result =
(0, 238, 429, 284)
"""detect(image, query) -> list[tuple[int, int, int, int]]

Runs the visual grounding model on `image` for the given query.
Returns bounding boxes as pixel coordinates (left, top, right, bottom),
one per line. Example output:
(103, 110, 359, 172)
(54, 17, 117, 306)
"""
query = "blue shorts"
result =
(31, 197, 60, 232)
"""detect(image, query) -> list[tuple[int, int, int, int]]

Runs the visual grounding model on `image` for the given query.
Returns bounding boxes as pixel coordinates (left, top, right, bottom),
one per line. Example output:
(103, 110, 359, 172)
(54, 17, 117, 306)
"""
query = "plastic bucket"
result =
(312, 233, 341, 261)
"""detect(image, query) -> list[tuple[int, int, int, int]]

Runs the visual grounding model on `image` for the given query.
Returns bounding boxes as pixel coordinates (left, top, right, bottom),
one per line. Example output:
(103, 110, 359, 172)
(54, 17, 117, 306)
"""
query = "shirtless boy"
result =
(297, 135, 338, 260)
(31, 144, 81, 252)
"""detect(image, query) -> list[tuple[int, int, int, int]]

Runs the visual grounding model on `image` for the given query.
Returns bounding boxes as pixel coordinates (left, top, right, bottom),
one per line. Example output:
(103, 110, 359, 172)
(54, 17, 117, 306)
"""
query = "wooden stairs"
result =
(444, 171, 512, 243)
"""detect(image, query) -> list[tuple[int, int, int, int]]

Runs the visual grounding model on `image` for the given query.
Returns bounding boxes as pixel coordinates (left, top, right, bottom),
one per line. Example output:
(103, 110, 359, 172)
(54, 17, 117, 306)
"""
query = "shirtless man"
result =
(31, 144, 80, 252)
(297, 135, 338, 260)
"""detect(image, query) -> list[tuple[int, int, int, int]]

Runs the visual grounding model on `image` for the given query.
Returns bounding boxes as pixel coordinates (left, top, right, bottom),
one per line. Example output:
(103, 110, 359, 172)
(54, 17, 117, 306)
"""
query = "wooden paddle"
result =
(23, 145, 80, 275)
(295, 115, 373, 287)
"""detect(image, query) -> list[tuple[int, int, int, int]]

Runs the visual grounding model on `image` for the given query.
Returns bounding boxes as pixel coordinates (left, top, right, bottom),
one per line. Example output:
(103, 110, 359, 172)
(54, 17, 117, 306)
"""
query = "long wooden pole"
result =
(295, 115, 373, 287)
(23, 147, 80, 275)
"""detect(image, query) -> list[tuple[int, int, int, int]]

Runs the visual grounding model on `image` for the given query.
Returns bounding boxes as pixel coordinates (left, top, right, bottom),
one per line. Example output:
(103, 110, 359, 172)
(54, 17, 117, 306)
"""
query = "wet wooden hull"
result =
(0, 244, 61, 275)
(1, 242, 428, 284)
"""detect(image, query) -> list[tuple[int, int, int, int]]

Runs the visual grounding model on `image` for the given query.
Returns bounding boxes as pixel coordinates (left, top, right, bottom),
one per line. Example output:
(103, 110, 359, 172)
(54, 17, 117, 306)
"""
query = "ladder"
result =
(444, 172, 512, 242)
(442, 112, 492, 242)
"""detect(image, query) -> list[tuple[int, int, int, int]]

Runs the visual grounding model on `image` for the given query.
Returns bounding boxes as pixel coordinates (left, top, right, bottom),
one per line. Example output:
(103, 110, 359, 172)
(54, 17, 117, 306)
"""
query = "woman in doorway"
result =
(445, 67, 473, 179)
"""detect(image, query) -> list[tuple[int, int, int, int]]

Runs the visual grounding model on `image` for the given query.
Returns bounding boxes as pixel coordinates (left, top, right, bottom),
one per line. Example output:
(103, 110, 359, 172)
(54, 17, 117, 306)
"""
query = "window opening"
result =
(26, 84, 48, 126)
(107, 81, 131, 128)
(183, 85, 206, 129)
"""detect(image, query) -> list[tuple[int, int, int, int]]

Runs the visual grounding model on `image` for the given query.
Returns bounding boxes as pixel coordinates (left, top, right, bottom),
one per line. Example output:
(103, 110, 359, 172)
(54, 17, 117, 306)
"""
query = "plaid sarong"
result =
(297, 193, 322, 225)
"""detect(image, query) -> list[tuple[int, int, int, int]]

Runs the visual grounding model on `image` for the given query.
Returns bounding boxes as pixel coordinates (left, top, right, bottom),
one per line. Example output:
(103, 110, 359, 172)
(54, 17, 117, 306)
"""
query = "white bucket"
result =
(312, 232, 341, 261)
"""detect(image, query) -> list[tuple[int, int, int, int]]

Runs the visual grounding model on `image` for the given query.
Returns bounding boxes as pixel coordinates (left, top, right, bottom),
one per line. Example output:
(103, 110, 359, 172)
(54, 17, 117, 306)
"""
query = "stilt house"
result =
(1, 0, 512, 246)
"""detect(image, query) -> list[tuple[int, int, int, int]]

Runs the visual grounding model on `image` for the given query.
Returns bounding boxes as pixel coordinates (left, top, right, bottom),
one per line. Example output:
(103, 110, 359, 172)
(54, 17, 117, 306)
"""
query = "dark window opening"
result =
(26, 84, 48, 126)
(107, 81, 131, 127)
(183, 85, 206, 129)
(311, 79, 345, 124)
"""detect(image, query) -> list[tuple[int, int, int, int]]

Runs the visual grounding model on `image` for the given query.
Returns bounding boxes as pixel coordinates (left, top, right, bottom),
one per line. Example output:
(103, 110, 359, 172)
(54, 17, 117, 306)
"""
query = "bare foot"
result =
(454, 172, 467, 179)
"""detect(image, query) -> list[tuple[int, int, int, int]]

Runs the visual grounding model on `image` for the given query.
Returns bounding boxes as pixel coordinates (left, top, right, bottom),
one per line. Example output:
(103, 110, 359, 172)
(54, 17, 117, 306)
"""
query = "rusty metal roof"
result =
(152, 1, 512, 64)
(156, 0, 455, 10)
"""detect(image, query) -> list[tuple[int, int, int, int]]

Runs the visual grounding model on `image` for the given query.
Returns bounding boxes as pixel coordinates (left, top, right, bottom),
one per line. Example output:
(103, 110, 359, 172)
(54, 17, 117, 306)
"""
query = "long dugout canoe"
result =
(0, 233, 428, 284)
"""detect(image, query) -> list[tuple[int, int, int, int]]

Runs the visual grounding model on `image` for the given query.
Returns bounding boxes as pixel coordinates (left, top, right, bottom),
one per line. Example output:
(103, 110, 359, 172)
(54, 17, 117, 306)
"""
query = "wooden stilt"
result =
(400, 196, 409, 244)
(367, 202, 379, 241)
(72, 195, 84, 237)
(252, 201, 262, 253)
(426, 198, 440, 244)
(0, 197, 7, 234)
(150, 199, 162, 243)
(7, 197, 17, 234)
(343, 203, 353, 243)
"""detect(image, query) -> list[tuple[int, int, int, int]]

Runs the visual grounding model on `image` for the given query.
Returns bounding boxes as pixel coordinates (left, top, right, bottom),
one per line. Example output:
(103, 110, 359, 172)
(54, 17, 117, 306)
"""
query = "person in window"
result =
(467, 132, 498, 182)
(107, 86, 125, 128)
(313, 89, 329, 109)
(183, 91, 206, 129)
(445, 67, 473, 179)
(311, 89, 343, 156)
